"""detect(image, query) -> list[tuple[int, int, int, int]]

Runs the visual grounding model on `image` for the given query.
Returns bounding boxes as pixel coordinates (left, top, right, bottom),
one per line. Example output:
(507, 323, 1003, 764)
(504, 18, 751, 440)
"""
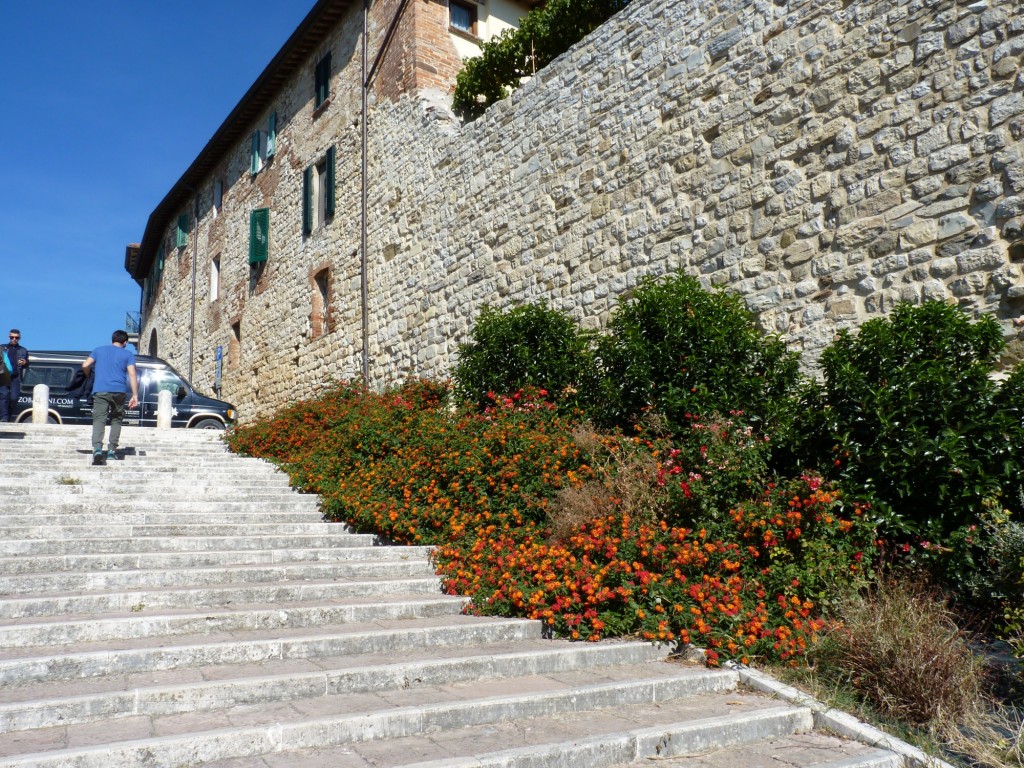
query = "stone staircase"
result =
(0, 423, 909, 768)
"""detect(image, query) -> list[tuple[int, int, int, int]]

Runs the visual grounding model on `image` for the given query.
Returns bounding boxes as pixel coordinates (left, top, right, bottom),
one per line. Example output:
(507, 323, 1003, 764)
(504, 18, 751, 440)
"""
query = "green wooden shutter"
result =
(248, 208, 270, 265)
(325, 146, 336, 218)
(302, 166, 313, 236)
(267, 112, 277, 158)
(176, 213, 189, 248)
(315, 53, 331, 107)
(156, 244, 165, 285)
(250, 131, 260, 175)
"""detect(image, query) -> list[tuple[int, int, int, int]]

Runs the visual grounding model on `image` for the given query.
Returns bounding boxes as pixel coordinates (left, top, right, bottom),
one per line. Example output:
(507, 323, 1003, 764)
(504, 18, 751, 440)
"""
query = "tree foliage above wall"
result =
(452, 0, 630, 117)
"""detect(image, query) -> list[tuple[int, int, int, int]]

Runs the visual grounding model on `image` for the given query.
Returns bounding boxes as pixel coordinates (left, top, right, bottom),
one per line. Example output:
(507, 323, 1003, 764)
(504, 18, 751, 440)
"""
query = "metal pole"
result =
(188, 193, 199, 382)
(361, 0, 370, 386)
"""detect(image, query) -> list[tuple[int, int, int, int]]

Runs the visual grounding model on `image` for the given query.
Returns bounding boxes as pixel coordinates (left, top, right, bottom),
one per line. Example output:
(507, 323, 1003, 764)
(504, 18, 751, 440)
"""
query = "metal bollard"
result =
(32, 384, 49, 424)
(157, 389, 173, 429)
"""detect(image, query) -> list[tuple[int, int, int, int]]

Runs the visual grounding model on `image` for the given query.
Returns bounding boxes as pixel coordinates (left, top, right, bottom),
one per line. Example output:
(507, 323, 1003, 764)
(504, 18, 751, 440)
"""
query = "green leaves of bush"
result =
(812, 301, 1024, 541)
(453, 302, 599, 411)
(453, 0, 630, 116)
(597, 274, 801, 435)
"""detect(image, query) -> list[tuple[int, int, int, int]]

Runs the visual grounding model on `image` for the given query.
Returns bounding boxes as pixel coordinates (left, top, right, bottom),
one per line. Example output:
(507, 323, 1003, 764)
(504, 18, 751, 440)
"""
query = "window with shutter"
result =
(176, 213, 189, 248)
(250, 131, 261, 175)
(314, 53, 331, 108)
(302, 166, 313, 236)
(248, 208, 270, 265)
(267, 112, 277, 158)
(325, 146, 336, 218)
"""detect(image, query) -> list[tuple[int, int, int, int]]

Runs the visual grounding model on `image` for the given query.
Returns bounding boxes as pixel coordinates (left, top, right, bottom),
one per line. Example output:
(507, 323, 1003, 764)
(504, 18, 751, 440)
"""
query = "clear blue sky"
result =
(0, 2, 313, 352)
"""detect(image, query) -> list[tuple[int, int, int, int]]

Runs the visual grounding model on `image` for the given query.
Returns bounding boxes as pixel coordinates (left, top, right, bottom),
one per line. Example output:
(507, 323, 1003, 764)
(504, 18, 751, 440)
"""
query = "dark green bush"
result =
(812, 301, 1024, 542)
(596, 273, 801, 436)
(453, 0, 630, 117)
(454, 302, 599, 410)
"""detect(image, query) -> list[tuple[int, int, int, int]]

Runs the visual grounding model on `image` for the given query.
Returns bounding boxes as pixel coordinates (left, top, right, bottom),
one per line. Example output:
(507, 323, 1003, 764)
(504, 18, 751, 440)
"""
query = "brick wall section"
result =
(375, 0, 464, 100)
(141, 0, 1024, 422)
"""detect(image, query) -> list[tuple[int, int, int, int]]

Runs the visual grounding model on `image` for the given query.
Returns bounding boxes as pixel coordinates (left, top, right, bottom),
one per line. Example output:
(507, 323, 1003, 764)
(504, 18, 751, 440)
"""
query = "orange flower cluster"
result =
(228, 383, 876, 666)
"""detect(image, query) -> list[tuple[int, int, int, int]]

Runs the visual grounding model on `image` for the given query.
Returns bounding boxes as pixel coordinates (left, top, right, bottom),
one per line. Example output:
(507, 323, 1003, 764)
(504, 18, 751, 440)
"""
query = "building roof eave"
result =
(128, 0, 354, 281)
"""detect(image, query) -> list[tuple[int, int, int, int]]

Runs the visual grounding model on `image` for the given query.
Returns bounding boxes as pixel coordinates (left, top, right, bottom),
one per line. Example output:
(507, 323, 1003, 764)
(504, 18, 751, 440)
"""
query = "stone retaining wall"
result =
(142, 0, 1024, 421)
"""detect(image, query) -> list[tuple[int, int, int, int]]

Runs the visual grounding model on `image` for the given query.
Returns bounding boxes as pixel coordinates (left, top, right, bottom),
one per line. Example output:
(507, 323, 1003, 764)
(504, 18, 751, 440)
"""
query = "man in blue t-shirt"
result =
(82, 330, 139, 466)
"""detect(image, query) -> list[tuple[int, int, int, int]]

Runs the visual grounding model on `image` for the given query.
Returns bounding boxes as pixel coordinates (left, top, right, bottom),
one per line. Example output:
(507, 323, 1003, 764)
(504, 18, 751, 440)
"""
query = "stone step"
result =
(0, 522, 358, 538)
(0, 548, 423, 573)
(0, 559, 435, 591)
(0, 576, 446, 619)
(0, 535, 393, 557)
(601, 738, 902, 768)
(0, 616, 541, 686)
(0, 513, 326, 528)
(0, 486, 305, 500)
(0, 594, 469, 649)
(0, 674, 799, 767)
(0, 639, 667, 733)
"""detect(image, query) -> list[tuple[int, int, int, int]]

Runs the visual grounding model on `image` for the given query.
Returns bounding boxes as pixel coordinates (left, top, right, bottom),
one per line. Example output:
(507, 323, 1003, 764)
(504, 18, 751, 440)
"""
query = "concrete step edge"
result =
(0, 544, 421, 565)
(0, 577, 445, 619)
(0, 537, 394, 556)
(0, 641, 677, 733)
(0, 618, 542, 686)
(0, 560, 434, 591)
(0, 595, 469, 648)
(0, 679, 790, 768)
(401, 707, 819, 768)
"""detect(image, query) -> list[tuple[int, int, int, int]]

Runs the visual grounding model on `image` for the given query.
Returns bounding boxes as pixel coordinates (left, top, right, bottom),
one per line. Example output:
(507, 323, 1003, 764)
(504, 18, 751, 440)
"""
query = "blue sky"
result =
(0, 2, 313, 352)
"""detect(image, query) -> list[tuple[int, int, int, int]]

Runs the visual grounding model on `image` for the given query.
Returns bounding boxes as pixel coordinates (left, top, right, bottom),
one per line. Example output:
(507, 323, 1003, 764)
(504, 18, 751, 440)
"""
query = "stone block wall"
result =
(142, 0, 1024, 422)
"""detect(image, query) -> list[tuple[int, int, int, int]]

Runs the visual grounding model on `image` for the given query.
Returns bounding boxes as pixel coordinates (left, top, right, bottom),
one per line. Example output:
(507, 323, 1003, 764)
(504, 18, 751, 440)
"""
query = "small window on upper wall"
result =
(249, 208, 270, 265)
(311, 268, 331, 338)
(213, 180, 224, 216)
(449, 0, 477, 35)
(176, 213, 189, 248)
(302, 146, 336, 235)
(251, 130, 268, 175)
(267, 112, 277, 158)
(314, 52, 331, 109)
(210, 255, 221, 302)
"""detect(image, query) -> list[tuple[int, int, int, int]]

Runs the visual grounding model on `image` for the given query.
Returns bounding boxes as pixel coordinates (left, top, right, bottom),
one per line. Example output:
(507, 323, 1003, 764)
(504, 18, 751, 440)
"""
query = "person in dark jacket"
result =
(0, 329, 29, 422)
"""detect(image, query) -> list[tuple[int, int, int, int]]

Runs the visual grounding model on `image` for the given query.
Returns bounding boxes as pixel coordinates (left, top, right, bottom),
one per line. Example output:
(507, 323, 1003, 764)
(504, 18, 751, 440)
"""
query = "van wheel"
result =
(193, 418, 225, 430)
(48, 415, 58, 424)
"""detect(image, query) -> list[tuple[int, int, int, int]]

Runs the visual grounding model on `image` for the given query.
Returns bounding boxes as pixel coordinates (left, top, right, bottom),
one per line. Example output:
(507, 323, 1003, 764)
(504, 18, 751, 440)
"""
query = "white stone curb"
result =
(724, 662, 957, 768)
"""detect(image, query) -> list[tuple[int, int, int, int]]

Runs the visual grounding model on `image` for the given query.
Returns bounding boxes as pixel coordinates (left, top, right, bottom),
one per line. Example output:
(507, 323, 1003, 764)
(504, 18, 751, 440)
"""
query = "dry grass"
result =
(823, 575, 986, 729)
(782, 574, 1024, 768)
(548, 425, 663, 541)
(947, 707, 1024, 768)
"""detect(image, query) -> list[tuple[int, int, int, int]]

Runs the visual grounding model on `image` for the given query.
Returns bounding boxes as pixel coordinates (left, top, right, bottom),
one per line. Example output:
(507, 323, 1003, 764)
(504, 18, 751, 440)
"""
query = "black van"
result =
(12, 351, 236, 429)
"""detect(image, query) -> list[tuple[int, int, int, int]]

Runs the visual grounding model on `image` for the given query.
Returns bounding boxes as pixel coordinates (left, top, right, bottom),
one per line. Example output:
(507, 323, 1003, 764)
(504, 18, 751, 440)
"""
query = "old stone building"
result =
(127, 0, 1024, 422)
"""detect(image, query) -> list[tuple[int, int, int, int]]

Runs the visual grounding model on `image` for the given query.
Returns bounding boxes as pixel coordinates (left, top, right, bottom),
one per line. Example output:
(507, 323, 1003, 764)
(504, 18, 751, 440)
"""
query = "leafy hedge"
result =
(453, 0, 630, 117)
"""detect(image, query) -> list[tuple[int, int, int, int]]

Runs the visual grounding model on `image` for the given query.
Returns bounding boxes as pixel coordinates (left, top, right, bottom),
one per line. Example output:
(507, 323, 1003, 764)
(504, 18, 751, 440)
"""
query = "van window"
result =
(142, 369, 187, 396)
(21, 365, 75, 393)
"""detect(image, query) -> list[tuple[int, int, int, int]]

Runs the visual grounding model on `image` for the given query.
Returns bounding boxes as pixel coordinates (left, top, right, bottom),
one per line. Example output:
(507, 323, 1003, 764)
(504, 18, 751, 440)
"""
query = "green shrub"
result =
(453, 0, 630, 117)
(812, 302, 1024, 546)
(596, 273, 800, 436)
(454, 302, 599, 411)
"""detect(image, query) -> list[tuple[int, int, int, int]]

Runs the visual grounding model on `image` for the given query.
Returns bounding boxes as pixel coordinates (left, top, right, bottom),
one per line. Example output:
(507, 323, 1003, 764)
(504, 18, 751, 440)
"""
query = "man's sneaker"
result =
(106, 450, 119, 461)
(92, 452, 106, 466)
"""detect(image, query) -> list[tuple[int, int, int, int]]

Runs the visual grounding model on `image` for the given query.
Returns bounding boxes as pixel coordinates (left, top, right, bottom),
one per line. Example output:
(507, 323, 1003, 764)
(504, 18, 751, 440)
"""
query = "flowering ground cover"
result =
(227, 381, 876, 666)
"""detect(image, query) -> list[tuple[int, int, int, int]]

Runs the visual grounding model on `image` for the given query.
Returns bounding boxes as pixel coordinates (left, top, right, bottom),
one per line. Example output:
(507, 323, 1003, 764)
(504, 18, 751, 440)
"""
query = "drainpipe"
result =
(361, 0, 414, 387)
(361, 0, 370, 386)
(188, 192, 199, 383)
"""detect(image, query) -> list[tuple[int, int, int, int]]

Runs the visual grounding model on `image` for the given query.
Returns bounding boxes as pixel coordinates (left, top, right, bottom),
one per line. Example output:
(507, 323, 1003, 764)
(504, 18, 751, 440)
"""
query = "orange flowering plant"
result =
(227, 382, 876, 665)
